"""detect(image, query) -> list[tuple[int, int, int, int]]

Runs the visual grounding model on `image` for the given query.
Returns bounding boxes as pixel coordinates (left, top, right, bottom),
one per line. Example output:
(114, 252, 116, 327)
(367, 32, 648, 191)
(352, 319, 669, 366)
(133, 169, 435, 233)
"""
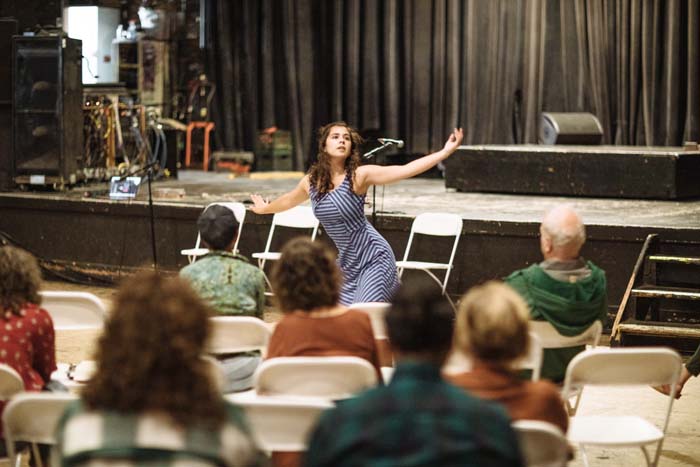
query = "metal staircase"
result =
(611, 234, 700, 353)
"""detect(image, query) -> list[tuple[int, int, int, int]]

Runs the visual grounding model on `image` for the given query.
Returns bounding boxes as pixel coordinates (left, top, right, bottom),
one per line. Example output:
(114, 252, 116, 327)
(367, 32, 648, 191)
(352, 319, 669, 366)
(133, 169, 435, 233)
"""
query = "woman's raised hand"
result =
(249, 194, 269, 214)
(442, 127, 464, 155)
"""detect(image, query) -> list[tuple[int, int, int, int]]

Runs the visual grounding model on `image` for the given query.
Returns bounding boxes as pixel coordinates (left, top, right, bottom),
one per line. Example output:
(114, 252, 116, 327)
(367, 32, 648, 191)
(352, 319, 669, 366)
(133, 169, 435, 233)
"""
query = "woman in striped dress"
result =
(251, 122, 463, 305)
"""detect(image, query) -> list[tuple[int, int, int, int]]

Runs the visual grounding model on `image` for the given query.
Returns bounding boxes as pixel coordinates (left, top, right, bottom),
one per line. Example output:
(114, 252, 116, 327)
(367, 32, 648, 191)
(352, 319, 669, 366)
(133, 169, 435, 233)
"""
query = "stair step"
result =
(631, 285, 700, 300)
(648, 255, 700, 266)
(618, 321, 700, 339)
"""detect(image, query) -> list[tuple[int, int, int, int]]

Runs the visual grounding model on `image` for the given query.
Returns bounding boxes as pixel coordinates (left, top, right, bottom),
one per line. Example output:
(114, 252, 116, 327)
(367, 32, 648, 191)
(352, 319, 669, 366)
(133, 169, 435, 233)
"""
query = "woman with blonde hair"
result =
(54, 272, 265, 467)
(447, 281, 568, 432)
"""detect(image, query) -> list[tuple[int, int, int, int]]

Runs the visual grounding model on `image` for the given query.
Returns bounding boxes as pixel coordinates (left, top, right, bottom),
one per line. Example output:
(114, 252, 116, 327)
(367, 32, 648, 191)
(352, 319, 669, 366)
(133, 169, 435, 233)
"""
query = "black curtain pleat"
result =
(206, 0, 700, 169)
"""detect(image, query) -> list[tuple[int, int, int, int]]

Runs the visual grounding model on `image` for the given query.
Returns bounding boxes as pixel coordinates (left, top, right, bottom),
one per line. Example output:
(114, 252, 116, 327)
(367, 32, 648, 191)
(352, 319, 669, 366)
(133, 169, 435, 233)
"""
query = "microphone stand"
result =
(363, 141, 395, 227)
(117, 161, 159, 271)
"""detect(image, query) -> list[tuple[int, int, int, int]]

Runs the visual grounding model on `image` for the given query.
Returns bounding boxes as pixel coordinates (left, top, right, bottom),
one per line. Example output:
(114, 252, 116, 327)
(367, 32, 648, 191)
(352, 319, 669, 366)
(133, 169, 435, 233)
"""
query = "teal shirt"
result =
(304, 361, 524, 467)
(505, 261, 607, 382)
(180, 252, 266, 318)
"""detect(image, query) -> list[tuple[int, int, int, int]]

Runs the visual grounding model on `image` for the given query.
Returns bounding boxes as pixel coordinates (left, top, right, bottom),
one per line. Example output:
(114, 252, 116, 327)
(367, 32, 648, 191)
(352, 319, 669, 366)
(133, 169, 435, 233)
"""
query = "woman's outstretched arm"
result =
(250, 175, 311, 214)
(357, 128, 463, 189)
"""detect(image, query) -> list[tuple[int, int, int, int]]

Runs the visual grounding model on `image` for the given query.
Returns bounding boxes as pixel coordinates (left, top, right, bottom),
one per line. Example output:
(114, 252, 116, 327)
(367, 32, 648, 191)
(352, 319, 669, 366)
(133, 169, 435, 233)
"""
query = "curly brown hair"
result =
(0, 246, 42, 316)
(308, 121, 364, 196)
(271, 238, 341, 313)
(82, 272, 224, 427)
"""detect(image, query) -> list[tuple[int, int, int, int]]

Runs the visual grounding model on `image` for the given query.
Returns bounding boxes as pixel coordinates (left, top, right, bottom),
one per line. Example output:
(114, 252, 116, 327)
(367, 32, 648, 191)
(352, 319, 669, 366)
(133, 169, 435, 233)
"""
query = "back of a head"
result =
(540, 204, 586, 257)
(386, 278, 454, 358)
(0, 245, 42, 314)
(456, 281, 530, 368)
(197, 204, 239, 251)
(271, 237, 341, 313)
(82, 271, 223, 426)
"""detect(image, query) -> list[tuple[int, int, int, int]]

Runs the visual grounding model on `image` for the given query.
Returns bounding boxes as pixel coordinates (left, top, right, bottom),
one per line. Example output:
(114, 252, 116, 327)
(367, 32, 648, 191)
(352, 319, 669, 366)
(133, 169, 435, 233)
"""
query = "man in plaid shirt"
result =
(304, 278, 524, 467)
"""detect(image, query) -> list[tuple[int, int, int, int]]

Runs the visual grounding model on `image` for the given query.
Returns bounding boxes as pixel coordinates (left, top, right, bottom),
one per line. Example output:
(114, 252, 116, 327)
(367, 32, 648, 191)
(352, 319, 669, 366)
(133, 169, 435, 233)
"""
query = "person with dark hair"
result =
(0, 246, 56, 436)
(447, 281, 568, 432)
(251, 122, 464, 305)
(181, 204, 266, 317)
(304, 278, 524, 467)
(181, 204, 267, 392)
(54, 272, 265, 467)
(266, 238, 380, 374)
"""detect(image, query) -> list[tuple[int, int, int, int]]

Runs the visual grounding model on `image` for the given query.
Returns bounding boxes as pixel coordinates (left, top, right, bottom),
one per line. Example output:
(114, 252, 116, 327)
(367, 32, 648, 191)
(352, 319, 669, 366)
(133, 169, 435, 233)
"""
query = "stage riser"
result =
(445, 146, 700, 199)
(2, 195, 700, 323)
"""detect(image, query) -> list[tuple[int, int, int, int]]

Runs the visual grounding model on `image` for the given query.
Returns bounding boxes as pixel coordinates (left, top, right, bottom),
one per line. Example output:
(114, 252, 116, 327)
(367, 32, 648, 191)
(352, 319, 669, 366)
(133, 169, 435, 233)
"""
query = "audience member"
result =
(181, 204, 267, 391)
(54, 272, 265, 467)
(0, 246, 56, 439)
(505, 205, 607, 382)
(447, 281, 568, 432)
(181, 204, 266, 317)
(656, 343, 699, 398)
(266, 238, 381, 375)
(304, 278, 524, 467)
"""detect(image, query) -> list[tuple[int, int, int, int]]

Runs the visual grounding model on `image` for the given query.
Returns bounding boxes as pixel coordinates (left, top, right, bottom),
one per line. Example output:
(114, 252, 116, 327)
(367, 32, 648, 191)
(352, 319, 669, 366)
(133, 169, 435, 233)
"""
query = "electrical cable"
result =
(0, 230, 115, 286)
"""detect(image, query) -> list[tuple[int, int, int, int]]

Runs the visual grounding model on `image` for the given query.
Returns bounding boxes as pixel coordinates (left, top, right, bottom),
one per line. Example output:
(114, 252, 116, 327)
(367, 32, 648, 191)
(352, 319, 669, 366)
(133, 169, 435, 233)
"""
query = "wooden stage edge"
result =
(2, 170, 700, 327)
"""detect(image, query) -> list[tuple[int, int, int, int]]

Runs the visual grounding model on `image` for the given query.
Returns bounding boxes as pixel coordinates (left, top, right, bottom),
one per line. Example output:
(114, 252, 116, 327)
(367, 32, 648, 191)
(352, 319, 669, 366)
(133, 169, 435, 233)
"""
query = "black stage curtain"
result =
(206, 0, 700, 169)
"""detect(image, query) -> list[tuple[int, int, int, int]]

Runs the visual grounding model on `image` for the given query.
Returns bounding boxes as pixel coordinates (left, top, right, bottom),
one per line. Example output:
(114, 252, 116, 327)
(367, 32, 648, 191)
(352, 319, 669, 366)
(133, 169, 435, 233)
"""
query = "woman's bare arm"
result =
(357, 128, 463, 190)
(250, 176, 310, 214)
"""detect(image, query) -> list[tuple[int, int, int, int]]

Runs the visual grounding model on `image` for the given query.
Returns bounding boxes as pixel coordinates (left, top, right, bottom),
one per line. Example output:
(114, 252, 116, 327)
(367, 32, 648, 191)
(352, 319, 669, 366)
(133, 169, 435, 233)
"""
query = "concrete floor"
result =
(42, 279, 700, 466)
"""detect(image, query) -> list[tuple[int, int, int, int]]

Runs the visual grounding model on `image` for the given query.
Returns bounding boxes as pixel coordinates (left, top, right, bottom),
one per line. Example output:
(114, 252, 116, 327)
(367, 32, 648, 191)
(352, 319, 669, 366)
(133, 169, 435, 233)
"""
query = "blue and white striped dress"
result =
(310, 175, 400, 305)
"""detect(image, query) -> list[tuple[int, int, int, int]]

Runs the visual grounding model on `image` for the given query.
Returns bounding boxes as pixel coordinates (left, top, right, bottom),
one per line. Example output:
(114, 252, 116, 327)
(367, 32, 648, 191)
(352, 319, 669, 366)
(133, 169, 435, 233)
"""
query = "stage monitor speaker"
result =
(12, 36, 83, 186)
(539, 112, 603, 145)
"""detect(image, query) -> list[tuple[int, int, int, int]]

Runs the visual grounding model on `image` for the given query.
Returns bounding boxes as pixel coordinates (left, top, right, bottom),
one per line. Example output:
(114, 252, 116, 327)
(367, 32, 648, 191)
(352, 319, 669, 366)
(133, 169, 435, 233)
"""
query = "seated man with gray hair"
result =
(505, 205, 607, 382)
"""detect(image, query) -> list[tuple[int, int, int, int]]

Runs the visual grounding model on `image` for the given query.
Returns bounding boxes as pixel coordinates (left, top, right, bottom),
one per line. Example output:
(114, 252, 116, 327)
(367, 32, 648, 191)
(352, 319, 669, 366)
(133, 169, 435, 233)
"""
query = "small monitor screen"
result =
(109, 176, 141, 199)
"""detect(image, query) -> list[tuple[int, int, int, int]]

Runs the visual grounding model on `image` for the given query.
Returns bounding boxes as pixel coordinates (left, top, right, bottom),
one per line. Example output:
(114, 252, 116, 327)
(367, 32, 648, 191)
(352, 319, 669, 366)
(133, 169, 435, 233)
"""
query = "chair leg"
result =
(32, 442, 44, 467)
(641, 445, 653, 467)
(419, 269, 456, 312)
(567, 387, 583, 416)
(579, 444, 590, 467)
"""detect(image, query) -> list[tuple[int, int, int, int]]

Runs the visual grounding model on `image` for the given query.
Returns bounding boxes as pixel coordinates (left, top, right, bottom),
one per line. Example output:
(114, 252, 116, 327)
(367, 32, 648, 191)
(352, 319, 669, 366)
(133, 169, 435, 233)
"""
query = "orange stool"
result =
(185, 121, 215, 171)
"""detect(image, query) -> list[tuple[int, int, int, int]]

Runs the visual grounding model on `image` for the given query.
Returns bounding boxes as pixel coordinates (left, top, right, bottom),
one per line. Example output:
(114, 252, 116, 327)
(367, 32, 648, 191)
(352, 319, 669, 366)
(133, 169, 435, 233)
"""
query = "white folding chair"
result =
(513, 420, 569, 467)
(254, 356, 377, 400)
(227, 396, 333, 452)
(530, 320, 602, 414)
(562, 347, 682, 467)
(39, 291, 107, 330)
(206, 316, 272, 356)
(347, 302, 391, 340)
(252, 205, 320, 293)
(395, 213, 463, 309)
(3, 392, 79, 467)
(442, 333, 542, 381)
(181, 201, 247, 263)
(0, 364, 24, 401)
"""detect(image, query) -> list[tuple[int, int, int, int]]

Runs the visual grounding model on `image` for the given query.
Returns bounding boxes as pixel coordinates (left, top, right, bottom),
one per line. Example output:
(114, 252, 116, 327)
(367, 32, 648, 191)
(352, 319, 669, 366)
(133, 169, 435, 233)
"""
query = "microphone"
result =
(377, 138, 405, 148)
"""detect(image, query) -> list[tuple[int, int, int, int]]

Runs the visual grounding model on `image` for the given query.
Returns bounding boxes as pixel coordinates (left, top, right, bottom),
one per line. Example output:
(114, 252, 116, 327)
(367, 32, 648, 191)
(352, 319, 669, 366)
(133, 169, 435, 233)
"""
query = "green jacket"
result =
(180, 252, 266, 318)
(505, 261, 608, 382)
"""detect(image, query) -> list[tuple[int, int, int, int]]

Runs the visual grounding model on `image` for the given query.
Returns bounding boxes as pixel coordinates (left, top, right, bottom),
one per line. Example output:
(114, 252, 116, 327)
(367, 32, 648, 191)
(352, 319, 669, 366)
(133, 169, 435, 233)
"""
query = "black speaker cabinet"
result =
(0, 19, 18, 191)
(539, 112, 603, 145)
(12, 36, 83, 187)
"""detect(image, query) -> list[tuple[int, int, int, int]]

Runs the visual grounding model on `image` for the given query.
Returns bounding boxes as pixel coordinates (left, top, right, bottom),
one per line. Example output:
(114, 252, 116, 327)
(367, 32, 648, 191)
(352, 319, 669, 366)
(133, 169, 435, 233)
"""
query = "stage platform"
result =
(2, 170, 700, 323)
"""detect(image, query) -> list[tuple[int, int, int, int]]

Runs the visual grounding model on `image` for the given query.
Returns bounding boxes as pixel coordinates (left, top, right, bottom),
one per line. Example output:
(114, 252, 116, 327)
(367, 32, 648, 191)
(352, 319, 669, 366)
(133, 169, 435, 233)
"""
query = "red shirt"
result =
(0, 303, 56, 391)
